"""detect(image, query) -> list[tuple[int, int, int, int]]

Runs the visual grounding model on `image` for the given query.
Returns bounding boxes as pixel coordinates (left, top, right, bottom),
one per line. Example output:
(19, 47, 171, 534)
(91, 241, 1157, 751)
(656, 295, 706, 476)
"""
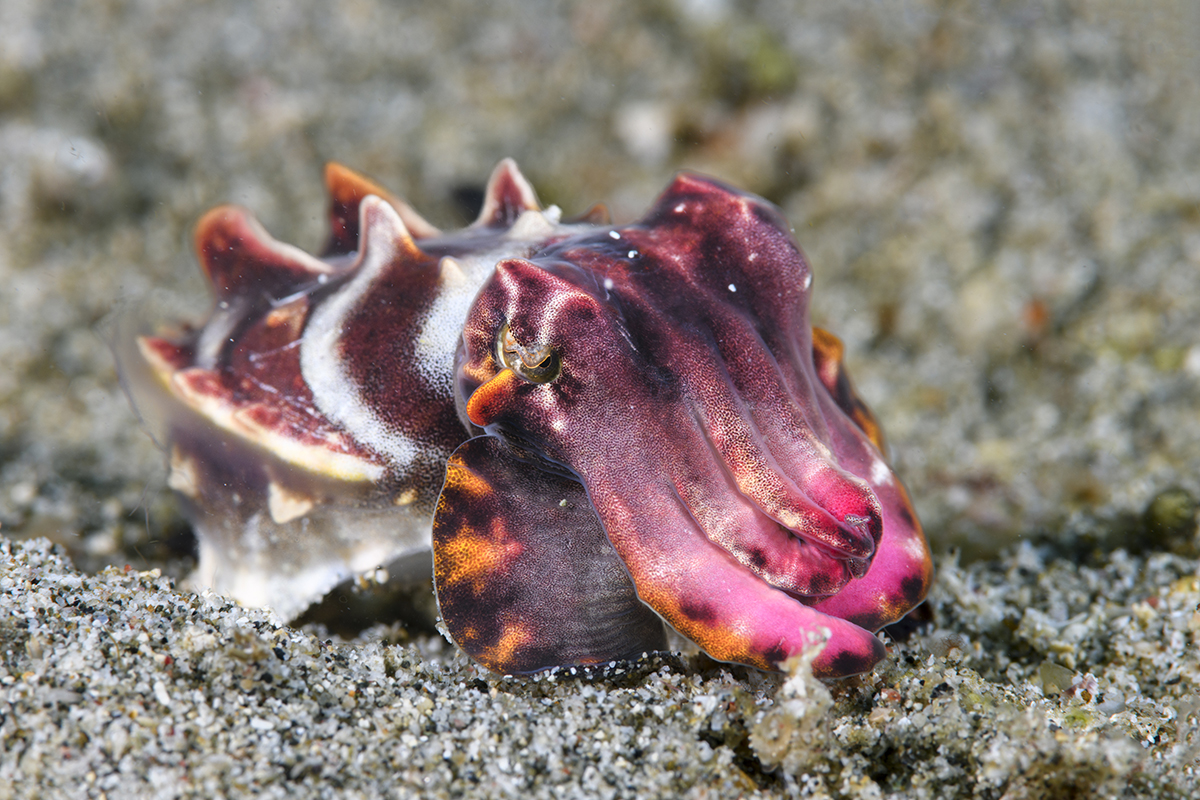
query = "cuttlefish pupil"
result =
(497, 322, 560, 384)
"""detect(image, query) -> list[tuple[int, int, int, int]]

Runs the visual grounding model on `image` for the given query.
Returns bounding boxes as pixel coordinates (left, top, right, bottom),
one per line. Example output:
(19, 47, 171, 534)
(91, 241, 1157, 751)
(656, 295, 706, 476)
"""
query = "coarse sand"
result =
(2, 1, 1199, 796)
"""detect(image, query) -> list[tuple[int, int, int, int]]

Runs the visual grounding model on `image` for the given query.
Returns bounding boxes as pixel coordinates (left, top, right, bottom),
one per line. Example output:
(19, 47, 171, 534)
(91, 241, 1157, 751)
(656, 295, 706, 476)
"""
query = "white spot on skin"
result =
(609, 230, 620, 239)
(674, 203, 685, 213)
(628, 250, 638, 258)
(869, 458, 893, 487)
(728, 284, 737, 292)
(167, 447, 199, 498)
(267, 481, 315, 524)
(748, 252, 757, 262)
(603, 278, 614, 290)
(904, 532, 928, 559)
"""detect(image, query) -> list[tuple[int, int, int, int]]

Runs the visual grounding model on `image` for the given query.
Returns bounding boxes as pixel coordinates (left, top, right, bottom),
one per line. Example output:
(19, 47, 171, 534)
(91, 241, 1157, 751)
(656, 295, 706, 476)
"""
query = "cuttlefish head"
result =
(433, 173, 930, 677)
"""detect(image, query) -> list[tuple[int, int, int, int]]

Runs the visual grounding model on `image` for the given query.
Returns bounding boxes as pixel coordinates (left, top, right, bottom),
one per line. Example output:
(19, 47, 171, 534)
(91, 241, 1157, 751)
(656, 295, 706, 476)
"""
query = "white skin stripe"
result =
(412, 249, 528, 390)
(300, 208, 423, 466)
(303, 204, 565, 465)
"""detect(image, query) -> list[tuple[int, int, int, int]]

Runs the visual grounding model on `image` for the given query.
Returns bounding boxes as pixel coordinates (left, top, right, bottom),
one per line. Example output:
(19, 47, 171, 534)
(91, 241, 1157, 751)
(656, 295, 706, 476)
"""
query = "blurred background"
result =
(2, 0, 1199, 576)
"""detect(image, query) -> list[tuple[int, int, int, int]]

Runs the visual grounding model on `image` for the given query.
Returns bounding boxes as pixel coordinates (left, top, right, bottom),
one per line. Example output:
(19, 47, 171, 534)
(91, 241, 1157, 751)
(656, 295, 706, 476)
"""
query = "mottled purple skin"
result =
(445, 174, 931, 677)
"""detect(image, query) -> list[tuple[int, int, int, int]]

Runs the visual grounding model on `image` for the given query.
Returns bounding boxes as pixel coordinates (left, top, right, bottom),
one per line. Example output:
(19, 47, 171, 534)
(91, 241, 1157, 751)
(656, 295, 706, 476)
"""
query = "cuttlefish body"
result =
(117, 160, 932, 678)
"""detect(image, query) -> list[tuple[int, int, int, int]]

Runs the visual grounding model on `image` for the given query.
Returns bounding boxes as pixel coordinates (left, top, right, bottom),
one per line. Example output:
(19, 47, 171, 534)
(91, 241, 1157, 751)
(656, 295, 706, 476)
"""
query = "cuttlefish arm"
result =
(433, 436, 667, 674)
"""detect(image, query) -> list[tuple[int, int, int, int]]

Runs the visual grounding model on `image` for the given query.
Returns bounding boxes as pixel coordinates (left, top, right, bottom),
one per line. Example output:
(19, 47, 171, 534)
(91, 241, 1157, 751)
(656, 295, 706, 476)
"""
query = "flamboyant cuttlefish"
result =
(116, 160, 932, 678)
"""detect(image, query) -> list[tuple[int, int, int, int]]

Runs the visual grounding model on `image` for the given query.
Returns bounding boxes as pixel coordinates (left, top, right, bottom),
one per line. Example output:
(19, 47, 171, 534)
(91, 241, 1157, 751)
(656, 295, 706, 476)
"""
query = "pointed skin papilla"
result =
(474, 158, 540, 228)
(323, 162, 440, 256)
(116, 177, 449, 623)
(454, 173, 930, 676)
(144, 205, 386, 481)
(194, 206, 340, 304)
(433, 436, 667, 674)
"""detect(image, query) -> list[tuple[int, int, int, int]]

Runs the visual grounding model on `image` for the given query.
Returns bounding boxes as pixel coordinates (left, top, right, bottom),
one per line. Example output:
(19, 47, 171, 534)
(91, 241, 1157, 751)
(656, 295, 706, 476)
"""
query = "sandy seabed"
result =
(2, 1, 1199, 796)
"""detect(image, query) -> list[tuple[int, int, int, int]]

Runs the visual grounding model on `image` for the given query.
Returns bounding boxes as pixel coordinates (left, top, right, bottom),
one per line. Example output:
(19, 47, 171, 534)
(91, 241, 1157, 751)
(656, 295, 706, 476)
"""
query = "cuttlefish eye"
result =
(496, 322, 560, 384)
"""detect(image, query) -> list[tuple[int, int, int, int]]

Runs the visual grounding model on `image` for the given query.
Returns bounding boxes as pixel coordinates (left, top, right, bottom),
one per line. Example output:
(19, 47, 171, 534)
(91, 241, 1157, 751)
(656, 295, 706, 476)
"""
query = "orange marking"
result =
(264, 297, 308, 335)
(325, 162, 392, 208)
(812, 326, 886, 452)
(465, 368, 520, 427)
(811, 326, 845, 382)
(850, 408, 886, 453)
(443, 460, 496, 502)
(435, 525, 524, 596)
(475, 624, 535, 673)
(639, 587, 771, 671)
